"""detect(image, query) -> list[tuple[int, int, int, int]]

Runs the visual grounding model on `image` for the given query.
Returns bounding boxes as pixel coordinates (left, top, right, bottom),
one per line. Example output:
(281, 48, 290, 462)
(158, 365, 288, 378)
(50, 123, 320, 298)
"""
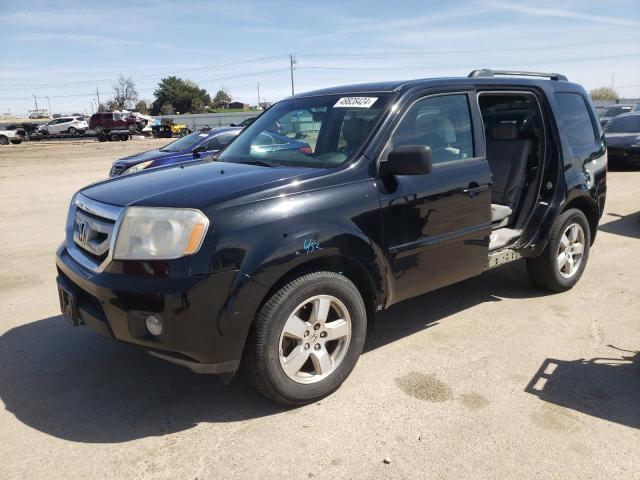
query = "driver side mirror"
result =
(380, 145, 432, 176)
(192, 145, 206, 158)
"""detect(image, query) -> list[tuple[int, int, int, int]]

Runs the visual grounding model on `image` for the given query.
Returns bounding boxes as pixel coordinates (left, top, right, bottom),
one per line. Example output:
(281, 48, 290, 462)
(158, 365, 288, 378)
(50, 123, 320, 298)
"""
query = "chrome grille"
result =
(67, 193, 123, 272)
(73, 209, 114, 258)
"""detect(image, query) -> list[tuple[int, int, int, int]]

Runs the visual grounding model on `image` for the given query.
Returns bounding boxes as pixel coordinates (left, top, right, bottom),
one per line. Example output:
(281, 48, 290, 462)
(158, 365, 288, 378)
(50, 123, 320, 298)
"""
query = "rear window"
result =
(554, 93, 596, 147)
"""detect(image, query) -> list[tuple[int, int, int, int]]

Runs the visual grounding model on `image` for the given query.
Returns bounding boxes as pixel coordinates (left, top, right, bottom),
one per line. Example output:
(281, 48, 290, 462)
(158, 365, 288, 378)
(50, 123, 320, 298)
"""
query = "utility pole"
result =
(257, 82, 261, 107)
(96, 87, 101, 110)
(32, 94, 38, 114)
(45, 96, 52, 117)
(289, 54, 297, 96)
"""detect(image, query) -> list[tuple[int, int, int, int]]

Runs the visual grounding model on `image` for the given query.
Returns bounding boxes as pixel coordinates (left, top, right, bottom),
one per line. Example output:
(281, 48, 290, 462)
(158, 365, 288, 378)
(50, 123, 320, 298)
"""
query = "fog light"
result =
(145, 315, 163, 336)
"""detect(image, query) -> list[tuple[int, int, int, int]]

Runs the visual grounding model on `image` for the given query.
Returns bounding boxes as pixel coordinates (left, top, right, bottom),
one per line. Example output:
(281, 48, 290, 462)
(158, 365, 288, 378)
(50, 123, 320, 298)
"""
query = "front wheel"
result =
(526, 208, 591, 292)
(68, 126, 77, 135)
(244, 271, 367, 405)
(0, 136, 9, 145)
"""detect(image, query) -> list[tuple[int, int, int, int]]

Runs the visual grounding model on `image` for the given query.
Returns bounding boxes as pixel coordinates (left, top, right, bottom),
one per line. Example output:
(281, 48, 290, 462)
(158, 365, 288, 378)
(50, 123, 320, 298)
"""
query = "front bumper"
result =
(55, 243, 246, 373)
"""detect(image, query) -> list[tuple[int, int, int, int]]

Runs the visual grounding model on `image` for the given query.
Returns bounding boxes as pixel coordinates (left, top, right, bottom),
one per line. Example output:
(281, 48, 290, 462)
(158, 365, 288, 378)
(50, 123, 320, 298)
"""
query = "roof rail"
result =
(468, 69, 568, 81)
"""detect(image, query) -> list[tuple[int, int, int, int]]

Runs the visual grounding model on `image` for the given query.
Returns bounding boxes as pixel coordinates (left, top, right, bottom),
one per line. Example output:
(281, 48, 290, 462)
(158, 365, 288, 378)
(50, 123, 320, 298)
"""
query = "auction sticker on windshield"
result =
(334, 97, 378, 108)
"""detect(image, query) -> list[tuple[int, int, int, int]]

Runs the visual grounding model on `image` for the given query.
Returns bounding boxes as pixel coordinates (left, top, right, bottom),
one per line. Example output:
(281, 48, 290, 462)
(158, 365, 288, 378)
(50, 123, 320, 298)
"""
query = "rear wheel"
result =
(244, 271, 367, 405)
(526, 208, 591, 292)
(68, 126, 77, 135)
(128, 124, 136, 133)
(94, 125, 104, 134)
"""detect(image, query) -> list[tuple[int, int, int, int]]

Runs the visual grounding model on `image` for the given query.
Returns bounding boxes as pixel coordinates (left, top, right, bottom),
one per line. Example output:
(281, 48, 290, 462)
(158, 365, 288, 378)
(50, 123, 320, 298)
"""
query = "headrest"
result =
(416, 114, 456, 144)
(342, 117, 369, 146)
(492, 122, 519, 140)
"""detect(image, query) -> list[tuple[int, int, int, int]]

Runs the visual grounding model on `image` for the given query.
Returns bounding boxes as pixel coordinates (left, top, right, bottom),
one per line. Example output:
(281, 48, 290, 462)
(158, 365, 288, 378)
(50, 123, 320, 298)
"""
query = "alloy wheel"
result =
(557, 223, 585, 278)
(278, 295, 351, 384)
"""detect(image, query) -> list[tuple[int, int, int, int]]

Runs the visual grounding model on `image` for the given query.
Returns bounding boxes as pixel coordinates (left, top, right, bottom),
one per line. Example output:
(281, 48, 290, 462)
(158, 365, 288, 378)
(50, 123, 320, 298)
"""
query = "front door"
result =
(378, 92, 492, 304)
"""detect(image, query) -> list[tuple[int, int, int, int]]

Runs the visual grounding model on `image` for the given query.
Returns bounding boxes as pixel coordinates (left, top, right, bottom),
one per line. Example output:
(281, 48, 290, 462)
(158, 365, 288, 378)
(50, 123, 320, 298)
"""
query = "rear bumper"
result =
(55, 243, 248, 373)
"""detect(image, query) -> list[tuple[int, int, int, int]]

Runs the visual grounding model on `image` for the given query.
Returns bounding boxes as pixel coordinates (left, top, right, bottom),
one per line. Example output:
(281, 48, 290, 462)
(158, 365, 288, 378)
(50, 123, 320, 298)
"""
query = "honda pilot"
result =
(56, 70, 607, 405)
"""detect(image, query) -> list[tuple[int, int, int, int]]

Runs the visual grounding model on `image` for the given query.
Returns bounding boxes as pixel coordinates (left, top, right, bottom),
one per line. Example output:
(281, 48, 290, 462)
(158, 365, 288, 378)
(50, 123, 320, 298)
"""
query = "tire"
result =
(244, 271, 367, 405)
(94, 125, 104, 134)
(0, 136, 9, 145)
(128, 124, 136, 133)
(10, 140, 22, 145)
(68, 127, 77, 135)
(526, 208, 591, 292)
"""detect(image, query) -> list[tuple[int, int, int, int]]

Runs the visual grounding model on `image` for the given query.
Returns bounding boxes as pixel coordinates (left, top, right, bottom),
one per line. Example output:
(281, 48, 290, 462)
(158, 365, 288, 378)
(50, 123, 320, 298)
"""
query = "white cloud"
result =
(480, 1, 640, 27)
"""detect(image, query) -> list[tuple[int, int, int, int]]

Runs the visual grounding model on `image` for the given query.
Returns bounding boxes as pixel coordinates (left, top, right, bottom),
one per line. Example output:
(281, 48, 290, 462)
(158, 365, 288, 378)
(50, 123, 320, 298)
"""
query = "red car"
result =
(88, 112, 145, 133)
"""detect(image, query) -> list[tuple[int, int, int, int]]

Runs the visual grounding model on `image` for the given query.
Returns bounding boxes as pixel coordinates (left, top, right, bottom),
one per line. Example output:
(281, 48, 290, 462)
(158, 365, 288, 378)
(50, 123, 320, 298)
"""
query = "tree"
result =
(214, 88, 231, 103)
(134, 100, 149, 114)
(589, 87, 619, 102)
(160, 102, 175, 115)
(151, 76, 211, 115)
(112, 75, 139, 110)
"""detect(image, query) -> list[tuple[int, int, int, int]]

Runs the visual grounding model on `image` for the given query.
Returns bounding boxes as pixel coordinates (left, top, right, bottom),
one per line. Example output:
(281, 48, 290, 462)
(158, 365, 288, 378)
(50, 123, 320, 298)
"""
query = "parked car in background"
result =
(109, 127, 242, 177)
(231, 117, 257, 128)
(604, 112, 640, 167)
(89, 112, 145, 134)
(0, 126, 26, 145)
(56, 69, 606, 405)
(598, 104, 640, 126)
(38, 116, 88, 135)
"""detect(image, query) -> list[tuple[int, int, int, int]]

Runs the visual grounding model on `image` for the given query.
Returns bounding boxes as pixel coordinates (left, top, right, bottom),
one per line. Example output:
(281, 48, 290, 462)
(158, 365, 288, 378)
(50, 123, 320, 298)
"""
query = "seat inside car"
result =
(486, 122, 533, 227)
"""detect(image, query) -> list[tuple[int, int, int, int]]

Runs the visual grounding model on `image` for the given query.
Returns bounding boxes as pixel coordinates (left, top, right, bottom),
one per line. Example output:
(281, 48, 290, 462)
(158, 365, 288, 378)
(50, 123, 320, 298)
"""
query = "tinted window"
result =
(203, 131, 238, 151)
(554, 93, 596, 147)
(388, 94, 474, 164)
(605, 115, 640, 133)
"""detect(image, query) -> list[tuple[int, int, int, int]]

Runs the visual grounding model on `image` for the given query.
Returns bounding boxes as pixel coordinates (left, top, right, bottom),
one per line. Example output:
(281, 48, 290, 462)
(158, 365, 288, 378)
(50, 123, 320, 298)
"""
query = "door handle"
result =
(463, 184, 489, 197)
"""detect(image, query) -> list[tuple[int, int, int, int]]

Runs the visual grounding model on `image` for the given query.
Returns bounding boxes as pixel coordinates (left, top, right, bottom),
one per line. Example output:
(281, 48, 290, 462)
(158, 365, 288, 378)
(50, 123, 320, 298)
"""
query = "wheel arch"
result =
(560, 195, 599, 244)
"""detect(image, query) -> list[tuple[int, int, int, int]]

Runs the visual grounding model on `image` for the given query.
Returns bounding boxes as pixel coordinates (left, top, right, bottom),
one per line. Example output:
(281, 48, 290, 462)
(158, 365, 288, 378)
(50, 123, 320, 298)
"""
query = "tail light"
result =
(298, 146, 312, 154)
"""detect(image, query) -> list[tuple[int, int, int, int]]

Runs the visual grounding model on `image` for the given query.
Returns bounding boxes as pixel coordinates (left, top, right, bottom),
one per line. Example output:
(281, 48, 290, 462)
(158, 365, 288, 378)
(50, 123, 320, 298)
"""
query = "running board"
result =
(484, 249, 522, 271)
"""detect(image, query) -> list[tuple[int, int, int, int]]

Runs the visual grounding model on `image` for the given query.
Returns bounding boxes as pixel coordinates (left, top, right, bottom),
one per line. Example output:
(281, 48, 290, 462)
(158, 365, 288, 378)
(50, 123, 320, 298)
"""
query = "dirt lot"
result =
(0, 139, 638, 479)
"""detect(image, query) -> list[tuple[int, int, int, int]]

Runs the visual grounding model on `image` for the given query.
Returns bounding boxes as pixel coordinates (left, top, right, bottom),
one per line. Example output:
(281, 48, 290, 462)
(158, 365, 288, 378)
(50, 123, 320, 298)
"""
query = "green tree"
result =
(214, 88, 231, 103)
(589, 87, 619, 102)
(134, 100, 149, 114)
(152, 76, 211, 115)
(160, 102, 175, 115)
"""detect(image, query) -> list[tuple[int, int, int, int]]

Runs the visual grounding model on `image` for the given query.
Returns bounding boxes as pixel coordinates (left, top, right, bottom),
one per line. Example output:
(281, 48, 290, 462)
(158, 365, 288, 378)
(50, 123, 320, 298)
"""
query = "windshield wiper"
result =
(237, 159, 278, 168)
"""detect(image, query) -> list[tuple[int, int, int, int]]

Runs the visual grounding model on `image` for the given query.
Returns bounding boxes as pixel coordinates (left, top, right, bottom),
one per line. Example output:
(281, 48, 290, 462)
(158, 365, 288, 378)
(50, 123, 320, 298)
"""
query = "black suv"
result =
(56, 70, 607, 405)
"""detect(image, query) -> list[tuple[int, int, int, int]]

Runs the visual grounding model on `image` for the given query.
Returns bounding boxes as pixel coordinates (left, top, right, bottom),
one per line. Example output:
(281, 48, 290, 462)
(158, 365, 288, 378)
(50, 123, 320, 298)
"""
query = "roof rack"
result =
(468, 69, 568, 81)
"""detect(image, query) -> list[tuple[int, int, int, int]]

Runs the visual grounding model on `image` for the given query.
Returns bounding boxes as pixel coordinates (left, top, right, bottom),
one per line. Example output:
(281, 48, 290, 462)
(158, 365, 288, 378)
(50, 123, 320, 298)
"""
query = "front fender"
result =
(216, 226, 386, 367)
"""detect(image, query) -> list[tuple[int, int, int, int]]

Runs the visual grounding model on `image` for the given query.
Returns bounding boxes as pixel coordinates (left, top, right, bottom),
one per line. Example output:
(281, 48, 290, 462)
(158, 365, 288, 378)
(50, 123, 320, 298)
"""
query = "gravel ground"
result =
(0, 139, 639, 480)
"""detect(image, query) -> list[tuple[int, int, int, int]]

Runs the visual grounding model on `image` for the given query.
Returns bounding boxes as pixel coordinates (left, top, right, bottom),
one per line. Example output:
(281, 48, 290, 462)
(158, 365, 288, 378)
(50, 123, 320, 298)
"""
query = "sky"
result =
(0, 0, 639, 116)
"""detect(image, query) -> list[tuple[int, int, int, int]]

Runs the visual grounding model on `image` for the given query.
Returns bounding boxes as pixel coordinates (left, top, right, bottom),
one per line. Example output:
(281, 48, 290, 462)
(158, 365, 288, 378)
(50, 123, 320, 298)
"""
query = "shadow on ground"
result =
(598, 211, 640, 239)
(526, 346, 640, 429)
(0, 261, 545, 443)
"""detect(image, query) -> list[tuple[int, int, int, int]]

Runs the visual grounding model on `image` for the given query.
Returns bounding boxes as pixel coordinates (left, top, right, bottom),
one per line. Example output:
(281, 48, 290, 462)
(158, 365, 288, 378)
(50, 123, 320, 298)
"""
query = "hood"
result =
(604, 132, 640, 148)
(81, 161, 321, 209)
(113, 149, 175, 168)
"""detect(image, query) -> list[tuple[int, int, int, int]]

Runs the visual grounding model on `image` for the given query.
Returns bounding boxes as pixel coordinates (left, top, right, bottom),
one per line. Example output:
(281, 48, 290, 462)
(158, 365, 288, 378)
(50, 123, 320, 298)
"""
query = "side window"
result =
(554, 93, 596, 147)
(203, 132, 236, 151)
(388, 94, 474, 165)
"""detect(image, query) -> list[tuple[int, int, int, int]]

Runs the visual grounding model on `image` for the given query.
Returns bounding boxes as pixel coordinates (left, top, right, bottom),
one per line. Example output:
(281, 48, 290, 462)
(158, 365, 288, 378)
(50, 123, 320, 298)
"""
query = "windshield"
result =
(605, 115, 640, 133)
(217, 94, 392, 167)
(160, 131, 208, 152)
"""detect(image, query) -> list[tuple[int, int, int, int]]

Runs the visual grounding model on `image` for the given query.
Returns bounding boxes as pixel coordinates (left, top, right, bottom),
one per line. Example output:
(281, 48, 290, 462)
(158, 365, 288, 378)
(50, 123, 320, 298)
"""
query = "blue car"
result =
(109, 127, 242, 177)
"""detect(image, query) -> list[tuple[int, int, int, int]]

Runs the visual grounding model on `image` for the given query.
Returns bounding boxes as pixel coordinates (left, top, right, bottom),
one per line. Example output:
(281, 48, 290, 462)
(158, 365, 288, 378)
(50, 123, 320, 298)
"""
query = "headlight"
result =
(113, 207, 209, 260)
(122, 160, 153, 175)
